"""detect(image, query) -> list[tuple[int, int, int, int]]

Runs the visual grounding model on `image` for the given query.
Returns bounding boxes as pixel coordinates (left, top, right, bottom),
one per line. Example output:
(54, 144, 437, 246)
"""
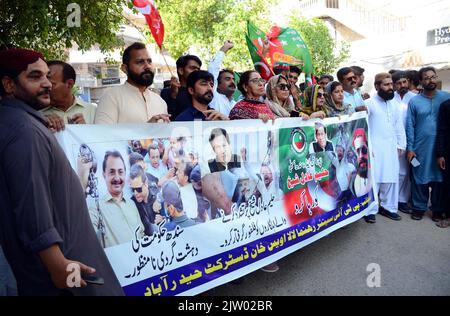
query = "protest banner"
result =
(57, 112, 377, 296)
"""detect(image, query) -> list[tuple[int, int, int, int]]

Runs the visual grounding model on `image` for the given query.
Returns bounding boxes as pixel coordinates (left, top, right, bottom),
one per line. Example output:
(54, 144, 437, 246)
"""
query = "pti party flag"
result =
(133, 0, 165, 48)
(245, 21, 274, 80)
(246, 21, 315, 85)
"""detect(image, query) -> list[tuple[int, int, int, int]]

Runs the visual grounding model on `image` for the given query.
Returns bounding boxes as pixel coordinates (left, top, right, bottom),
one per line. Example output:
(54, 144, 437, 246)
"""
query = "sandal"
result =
(436, 219, 450, 228)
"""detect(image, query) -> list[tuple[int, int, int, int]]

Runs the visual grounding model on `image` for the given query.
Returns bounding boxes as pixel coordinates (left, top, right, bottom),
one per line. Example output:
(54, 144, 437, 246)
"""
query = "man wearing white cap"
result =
(366, 73, 406, 222)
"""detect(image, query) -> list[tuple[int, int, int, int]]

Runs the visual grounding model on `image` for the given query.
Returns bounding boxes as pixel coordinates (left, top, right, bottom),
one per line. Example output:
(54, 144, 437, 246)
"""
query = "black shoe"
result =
(398, 203, 412, 214)
(411, 211, 423, 220)
(364, 214, 376, 223)
(432, 212, 443, 222)
(379, 206, 402, 221)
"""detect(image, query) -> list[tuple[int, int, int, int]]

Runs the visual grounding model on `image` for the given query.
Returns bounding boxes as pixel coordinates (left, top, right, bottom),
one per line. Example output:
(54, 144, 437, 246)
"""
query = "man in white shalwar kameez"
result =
(392, 71, 417, 213)
(366, 73, 406, 222)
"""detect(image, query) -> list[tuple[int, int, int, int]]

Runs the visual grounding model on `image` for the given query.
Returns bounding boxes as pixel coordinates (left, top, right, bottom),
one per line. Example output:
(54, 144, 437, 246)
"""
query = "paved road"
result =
(203, 211, 450, 296)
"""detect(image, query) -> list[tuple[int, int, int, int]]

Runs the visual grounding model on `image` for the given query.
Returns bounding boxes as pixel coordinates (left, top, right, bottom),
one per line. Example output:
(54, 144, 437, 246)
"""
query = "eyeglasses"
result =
(422, 75, 438, 81)
(277, 83, 291, 91)
(317, 92, 324, 98)
(249, 78, 266, 85)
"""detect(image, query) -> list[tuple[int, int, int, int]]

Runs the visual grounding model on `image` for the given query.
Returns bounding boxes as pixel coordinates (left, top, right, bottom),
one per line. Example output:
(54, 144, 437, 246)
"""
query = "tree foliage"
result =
(0, 0, 126, 59)
(288, 16, 350, 76)
(154, 0, 276, 71)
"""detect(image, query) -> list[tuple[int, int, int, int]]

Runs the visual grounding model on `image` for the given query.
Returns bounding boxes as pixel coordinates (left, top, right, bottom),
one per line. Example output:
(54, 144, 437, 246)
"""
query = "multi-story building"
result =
(285, 0, 450, 91)
(69, 9, 176, 103)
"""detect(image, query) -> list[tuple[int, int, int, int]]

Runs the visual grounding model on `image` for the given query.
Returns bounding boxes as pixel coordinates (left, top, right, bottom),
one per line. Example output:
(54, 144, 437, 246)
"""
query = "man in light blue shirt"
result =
(145, 143, 168, 179)
(338, 67, 367, 113)
(406, 66, 450, 221)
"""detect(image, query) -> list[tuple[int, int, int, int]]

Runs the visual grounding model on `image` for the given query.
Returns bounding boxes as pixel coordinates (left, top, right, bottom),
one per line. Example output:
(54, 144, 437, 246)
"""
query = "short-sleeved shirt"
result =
(0, 98, 123, 296)
(40, 96, 97, 124)
(343, 89, 365, 113)
(95, 81, 168, 124)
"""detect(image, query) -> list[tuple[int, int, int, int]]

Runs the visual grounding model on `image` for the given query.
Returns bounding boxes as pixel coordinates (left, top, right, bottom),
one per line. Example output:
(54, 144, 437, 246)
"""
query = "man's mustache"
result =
(111, 179, 124, 185)
(37, 88, 51, 96)
(358, 158, 368, 167)
(141, 70, 154, 76)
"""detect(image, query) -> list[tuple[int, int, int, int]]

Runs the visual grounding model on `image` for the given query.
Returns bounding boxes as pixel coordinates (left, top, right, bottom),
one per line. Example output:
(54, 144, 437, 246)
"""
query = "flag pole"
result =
(160, 44, 175, 78)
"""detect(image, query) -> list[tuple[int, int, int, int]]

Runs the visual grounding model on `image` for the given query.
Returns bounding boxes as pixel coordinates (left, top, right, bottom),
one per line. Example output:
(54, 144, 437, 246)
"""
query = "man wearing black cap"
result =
(161, 181, 196, 230)
(0, 48, 123, 295)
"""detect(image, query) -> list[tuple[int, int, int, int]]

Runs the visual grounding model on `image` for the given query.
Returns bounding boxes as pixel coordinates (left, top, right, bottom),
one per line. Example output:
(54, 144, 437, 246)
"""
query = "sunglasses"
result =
(131, 185, 144, 193)
(277, 83, 291, 91)
(344, 76, 357, 82)
(317, 92, 324, 98)
(357, 146, 368, 155)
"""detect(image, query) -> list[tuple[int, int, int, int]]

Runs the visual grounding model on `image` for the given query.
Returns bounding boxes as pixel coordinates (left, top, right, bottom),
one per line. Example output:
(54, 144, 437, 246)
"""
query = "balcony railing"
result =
(298, 0, 407, 35)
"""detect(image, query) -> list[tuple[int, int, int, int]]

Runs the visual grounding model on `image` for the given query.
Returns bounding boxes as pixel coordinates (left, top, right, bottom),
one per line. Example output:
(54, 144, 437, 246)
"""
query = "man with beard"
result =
(436, 98, 450, 228)
(161, 54, 202, 119)
(208, 40, 237, 116)
(406, 67, 450, 221)
(175, 70, 228, 121)
(366, 73, 406, 222)
(392, 71, 417, 214)
(0, 48, 123, 295)
(337, 67, 367, 113)
(240, 148, 283, 205)
(349, 129, 373, 214)
(95, 42, 169, 124)
(88, 150, 144, 248)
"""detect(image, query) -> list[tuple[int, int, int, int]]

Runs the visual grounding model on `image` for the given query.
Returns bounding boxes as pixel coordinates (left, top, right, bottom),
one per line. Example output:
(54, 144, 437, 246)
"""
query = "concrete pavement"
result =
(204, 211, 450, 296)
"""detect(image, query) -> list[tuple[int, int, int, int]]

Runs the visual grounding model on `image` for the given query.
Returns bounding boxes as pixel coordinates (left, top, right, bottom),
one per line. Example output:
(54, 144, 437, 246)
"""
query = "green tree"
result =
(0, 0, 126, 59)
(154, 0, 276, 71)
(288, 16, 350, 76)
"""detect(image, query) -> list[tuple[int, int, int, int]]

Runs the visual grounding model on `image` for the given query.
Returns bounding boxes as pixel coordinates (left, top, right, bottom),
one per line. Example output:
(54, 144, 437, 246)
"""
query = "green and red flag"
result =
(246, 21, 315, 85)
(245, 22, 273, 80)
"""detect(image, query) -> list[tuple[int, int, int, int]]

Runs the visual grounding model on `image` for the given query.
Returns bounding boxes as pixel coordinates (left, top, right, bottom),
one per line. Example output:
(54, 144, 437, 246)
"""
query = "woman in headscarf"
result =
(265, 75, 296, 118)
(324, 81, 351, 117)
(299, 84, 327, 119)
(229, 71, 274, 121)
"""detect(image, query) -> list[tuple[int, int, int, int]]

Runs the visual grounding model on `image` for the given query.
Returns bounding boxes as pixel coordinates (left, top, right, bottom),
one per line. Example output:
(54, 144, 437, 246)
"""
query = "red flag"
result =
(133, 0, 165, 48)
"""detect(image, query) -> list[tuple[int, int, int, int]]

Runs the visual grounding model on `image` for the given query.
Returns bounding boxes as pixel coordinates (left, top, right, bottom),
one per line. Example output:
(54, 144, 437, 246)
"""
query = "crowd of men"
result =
(0, 40, 449, 296)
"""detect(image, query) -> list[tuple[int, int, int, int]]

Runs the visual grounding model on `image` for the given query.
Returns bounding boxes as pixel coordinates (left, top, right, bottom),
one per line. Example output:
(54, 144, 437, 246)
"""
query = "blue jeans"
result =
(0, 246, 17, 296)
